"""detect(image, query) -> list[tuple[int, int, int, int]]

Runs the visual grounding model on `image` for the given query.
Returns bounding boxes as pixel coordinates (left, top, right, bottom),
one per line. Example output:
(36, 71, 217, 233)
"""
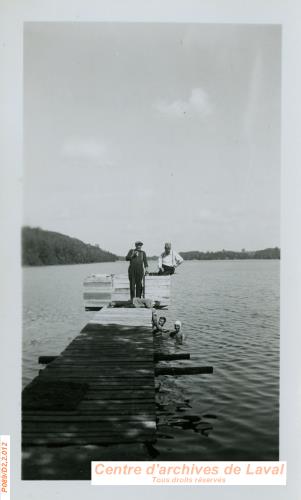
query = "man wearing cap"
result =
(126, 241, 148, 300)
(158, 242, 183, 275)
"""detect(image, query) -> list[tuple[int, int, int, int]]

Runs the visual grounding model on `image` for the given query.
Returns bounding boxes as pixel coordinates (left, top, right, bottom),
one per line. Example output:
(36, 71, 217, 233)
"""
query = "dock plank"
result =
(22, 307, 156, 446)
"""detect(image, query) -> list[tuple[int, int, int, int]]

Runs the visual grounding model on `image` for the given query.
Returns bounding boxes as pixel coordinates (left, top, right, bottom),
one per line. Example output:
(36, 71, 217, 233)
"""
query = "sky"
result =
(23, 23, 281, 255)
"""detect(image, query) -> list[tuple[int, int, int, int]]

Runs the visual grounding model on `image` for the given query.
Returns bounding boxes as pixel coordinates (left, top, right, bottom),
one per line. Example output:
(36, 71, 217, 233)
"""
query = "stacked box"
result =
(144, 275, 171, 305)
(111, 275, 131, 301)
(83, 274, 112, 309)
(84, 274, 171, 309)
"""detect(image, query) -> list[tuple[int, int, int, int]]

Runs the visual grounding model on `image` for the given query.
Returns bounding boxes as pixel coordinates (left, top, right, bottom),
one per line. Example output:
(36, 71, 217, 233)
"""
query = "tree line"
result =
(22, 226, 280, 266)
(179, 247, 280, 260)
(22, 226, 118, 266)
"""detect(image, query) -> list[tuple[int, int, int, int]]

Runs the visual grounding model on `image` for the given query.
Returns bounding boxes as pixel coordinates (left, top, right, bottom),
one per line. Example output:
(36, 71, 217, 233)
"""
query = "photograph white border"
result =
(0, 1, 300, 499)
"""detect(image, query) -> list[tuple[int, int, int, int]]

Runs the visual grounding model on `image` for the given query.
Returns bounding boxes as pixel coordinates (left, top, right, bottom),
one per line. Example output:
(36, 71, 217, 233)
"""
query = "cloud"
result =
(195, 208, 241, 226)
(155, 88, 212, 118)
(61, 138, 109, 165)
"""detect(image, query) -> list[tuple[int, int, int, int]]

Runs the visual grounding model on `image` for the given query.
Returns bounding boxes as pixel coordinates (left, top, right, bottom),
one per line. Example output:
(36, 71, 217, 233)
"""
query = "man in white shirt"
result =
(158, 242, 183, 275)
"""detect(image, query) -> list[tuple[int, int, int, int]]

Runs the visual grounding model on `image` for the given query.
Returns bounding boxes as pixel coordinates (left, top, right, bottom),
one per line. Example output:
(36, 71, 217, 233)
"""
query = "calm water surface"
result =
(23, 260, 279, 460)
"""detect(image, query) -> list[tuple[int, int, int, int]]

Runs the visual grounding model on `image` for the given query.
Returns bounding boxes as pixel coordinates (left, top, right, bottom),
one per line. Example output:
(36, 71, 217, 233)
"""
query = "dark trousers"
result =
(128, 268, 144, 299)
(159, 265, 175, 275)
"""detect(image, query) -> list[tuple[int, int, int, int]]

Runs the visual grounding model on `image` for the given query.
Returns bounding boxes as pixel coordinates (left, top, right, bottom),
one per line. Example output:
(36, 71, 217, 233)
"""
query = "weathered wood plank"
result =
(23, 307, 157, 448)
(39, 371, 154, 377)
(23, 421, 156, 431)
(155, 366, 213, 375)
(23, 405, 155, 415)
(22, 412, 155, 421)
(154, 353, 190, 361)
(23, 435, 155, 445)
(39, 376, 153, 378)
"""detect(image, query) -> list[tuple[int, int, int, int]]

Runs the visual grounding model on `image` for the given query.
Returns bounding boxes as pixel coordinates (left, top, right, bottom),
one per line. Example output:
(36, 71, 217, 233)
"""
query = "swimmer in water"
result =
(170, 320, 184, 344)
(153, 316, 168, 333)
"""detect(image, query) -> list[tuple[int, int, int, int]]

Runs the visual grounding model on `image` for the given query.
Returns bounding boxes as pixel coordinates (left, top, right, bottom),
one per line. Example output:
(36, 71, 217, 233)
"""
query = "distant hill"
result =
(179, 247, 280, 260)
(119, 247, 280, 262)
(22, 226, 118, 266)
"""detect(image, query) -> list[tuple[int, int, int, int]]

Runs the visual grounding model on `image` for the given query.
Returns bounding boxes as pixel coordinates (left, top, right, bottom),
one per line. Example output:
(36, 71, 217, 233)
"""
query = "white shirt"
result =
(158, 250, 183, 269)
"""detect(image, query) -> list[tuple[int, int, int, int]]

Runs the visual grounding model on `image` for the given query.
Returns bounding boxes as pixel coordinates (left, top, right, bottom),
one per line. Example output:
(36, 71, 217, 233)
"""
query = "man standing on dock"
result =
(126, 241, 148, 300)
(158, 242, 183, 275)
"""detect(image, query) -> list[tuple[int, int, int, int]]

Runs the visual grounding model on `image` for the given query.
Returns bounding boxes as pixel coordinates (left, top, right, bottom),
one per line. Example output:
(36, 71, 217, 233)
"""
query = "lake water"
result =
(23, 260, 279, 461)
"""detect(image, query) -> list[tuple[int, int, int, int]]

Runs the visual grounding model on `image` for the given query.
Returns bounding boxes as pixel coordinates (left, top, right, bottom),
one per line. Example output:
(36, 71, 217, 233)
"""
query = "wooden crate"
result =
(84, 274, 171, 308)
(144, 275, 171, 305)
(83, 274, 112, 309)
(111, 275, 130, 302)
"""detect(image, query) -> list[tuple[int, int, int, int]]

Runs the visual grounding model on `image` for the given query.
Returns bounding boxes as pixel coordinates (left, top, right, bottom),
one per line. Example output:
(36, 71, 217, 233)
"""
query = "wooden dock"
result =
(22, 307, 156, 446)
(22, 274, 212, 455)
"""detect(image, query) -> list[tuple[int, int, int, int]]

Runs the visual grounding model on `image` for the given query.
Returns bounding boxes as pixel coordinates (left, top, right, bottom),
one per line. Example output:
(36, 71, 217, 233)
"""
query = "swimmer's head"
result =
(158, 317, 166, 326)
(174, 320, 182, 332)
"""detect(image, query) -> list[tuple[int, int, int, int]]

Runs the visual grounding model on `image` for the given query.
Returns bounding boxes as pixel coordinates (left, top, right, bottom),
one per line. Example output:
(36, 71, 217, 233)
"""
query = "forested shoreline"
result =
(180, 248, 280, 260)
(22, 227, 118, 266)
(22, 226, 280, 266)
